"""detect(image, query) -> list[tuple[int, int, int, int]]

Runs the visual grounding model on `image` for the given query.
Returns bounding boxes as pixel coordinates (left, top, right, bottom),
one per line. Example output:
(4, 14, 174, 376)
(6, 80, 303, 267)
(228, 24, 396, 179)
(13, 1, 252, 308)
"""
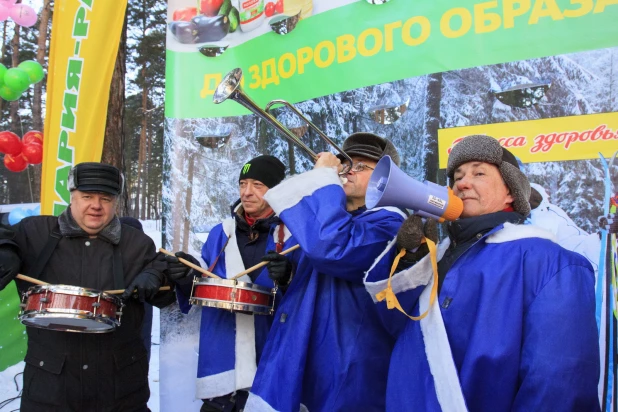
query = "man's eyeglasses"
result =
(350, 162, 375, 173)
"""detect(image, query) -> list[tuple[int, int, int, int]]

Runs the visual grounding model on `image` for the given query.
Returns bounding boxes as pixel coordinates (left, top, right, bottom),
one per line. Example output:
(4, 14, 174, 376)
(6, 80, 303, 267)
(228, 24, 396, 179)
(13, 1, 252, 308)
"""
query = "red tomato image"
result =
(172, 7, 197, 22)
(265, 2, 275, 17)
(201, 0, 225, 17)
(275, 0, 284, 14)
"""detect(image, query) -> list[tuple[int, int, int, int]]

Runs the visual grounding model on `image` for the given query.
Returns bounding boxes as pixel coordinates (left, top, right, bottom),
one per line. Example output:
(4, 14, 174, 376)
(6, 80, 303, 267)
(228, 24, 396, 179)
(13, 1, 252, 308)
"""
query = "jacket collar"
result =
(447, 211, 524, 246)
(230, 199, 280, 235)
(58, 206, 122, 245)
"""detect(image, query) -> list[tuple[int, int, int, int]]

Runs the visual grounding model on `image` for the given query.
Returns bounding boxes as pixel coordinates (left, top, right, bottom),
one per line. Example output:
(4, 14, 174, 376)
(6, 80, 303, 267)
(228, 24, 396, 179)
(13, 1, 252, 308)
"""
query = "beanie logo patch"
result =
(242, 163, 251, 175)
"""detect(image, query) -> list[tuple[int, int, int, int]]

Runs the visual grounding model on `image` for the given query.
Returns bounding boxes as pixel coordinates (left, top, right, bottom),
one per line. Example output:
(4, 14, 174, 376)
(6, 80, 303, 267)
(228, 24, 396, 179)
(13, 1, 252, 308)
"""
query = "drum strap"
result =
(208, 235, 231, 273)
(113, 246, 124, 289)
(276, 224, 285, 253)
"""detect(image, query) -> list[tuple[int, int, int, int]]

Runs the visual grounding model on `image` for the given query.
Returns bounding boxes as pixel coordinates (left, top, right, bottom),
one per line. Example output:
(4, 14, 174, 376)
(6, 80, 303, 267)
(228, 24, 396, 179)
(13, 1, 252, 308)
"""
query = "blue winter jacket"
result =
(245, 167, 406, 412)
(365, 221, 600, 412)
(176, 216, 298, 400)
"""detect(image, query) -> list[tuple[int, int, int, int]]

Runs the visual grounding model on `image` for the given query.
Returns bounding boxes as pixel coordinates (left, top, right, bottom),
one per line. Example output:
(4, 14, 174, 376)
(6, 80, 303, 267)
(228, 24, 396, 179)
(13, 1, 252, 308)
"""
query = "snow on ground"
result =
(0, 361, 23, 411)
(0, 220, 165, 411)
(148, 307, 161, 412)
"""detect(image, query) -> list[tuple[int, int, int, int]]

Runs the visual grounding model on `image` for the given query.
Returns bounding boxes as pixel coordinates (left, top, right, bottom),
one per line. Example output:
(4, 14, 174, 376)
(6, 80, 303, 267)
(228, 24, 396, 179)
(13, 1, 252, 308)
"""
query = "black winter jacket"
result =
(0, 215, 174, 412)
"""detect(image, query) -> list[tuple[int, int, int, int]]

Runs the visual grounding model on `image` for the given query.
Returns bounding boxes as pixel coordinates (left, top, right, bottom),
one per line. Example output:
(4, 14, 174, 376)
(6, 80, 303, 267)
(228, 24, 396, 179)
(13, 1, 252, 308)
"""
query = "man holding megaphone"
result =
(364, 134, 599, 411)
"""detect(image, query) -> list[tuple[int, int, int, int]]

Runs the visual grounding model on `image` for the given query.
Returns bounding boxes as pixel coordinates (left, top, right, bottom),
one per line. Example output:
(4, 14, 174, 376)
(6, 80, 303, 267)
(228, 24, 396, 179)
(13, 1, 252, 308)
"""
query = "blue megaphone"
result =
(366, 156, 463, 222)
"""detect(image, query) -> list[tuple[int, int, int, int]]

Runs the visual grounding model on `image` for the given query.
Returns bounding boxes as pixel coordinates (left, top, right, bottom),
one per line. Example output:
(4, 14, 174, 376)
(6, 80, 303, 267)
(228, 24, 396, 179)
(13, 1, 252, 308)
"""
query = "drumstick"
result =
(158, 248, 221, 279)
(231, 244, 301, 280)
(16, 274, 49, 286)
(105, 286, 171, 295)
(16, 273, 171, 295)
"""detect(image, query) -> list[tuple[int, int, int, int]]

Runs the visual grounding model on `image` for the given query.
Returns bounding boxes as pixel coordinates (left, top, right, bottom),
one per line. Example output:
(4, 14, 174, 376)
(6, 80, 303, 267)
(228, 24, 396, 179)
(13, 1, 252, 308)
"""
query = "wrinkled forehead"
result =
(239, 178, 269, 187)
(71, 189, 118, 199)
(453, 161, 498, 175)
(351, 155, 377, 166)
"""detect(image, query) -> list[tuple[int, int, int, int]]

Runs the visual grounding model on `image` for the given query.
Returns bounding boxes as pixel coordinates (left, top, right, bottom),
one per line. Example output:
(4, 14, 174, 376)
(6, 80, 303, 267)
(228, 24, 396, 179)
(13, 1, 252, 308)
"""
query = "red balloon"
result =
(0, 131, 22, 155)
(22, 142, 42, 164)
(4, 153, 28, 172)
(22, 130, 43, 146)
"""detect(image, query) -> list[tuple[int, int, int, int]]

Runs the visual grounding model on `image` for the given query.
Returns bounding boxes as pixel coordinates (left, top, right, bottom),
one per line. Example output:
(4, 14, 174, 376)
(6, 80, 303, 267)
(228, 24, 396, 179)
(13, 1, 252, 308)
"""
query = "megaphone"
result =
(366, 156, 463, 222)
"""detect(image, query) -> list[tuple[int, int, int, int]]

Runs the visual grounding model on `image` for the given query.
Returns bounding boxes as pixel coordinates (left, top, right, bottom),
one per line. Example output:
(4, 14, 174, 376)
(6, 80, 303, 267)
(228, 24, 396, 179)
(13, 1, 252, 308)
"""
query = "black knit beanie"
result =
(239, 155, 286, 188)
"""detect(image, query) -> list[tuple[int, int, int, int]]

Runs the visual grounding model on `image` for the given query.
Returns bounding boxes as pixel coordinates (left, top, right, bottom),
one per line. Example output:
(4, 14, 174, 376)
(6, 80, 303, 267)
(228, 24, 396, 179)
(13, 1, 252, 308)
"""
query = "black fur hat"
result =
(68, 162, 123, 196)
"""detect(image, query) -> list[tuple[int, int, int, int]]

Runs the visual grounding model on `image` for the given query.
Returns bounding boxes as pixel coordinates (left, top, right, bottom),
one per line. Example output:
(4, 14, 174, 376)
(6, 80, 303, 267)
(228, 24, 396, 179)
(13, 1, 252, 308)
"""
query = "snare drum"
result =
(190, 277, 275, 315)
(19, 284, 123, 333)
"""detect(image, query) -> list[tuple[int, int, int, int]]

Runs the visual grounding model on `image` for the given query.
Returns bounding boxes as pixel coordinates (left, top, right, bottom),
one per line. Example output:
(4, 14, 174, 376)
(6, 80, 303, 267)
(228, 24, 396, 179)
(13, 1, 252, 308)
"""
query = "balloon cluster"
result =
(0, 130, 43, 172)
(7, 204, 40, 225)
(0, 60, 45, 101)
(0, 0, 38, 27)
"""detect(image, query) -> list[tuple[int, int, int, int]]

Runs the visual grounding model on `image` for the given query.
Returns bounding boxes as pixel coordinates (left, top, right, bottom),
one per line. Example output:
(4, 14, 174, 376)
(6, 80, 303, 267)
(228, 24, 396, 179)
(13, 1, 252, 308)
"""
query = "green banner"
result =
(166, 0, 618, 119)
(0, 284, 26, 371)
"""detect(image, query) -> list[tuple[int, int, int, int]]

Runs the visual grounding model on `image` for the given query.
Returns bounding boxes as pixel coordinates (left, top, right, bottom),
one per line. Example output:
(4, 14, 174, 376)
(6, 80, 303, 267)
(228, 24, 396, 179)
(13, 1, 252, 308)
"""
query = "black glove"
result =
(263, 250, 293, 285)
(121, 270, 164, 303)
(163, 251, 199, 283)
(0, 247, 21, 291)
(396, 215, 439, 262)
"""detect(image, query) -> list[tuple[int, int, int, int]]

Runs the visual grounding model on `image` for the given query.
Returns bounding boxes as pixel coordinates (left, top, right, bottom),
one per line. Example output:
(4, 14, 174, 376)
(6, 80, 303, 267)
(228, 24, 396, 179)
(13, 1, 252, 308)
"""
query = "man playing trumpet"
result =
(245, 133, 406, 412)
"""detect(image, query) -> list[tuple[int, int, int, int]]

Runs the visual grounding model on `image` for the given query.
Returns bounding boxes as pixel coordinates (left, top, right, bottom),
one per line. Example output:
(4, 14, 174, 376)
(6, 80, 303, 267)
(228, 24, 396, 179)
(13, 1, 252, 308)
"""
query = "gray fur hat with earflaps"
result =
(446, 135, 531, 216)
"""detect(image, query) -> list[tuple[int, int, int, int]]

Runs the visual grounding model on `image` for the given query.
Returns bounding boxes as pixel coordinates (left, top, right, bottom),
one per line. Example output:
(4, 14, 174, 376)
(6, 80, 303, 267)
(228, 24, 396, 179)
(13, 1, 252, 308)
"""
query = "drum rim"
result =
(26, 284, 123, 305)
(189, 298, 274, 315)
(193, 277, 274, 294)
(21, 308, 120, 320)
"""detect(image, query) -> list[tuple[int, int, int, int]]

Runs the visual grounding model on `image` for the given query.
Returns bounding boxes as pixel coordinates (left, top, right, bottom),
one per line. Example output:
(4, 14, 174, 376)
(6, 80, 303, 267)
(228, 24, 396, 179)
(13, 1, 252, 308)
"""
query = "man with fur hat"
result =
(245, 133, 406, 411)
(364, 135, 600, 411)
(170, 155, 299, 412)
(0, 162, 176, 411)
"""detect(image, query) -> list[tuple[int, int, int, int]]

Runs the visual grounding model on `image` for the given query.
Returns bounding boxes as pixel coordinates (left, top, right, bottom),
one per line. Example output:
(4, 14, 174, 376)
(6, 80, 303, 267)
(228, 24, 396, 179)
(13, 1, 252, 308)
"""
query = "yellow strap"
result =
(375, 238, 439, 321)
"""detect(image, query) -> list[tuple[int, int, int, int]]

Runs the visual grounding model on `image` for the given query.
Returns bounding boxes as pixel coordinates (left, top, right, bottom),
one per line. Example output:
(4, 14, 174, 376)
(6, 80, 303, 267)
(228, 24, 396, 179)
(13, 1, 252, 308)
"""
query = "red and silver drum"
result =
(19, 284, 123, 333)
(190, 277, 275, 315)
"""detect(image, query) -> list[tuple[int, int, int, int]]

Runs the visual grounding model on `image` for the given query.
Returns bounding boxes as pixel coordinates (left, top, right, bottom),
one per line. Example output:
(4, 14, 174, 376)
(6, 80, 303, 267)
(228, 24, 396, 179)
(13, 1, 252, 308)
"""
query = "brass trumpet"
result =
(213, 68, 353, 175)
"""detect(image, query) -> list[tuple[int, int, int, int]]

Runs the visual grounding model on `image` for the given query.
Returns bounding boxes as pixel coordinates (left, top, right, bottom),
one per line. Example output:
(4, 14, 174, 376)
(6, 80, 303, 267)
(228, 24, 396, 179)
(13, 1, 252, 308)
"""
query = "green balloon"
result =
(0, 64, 6, 88)
(4, 68, 30, 93)
(0, 85, 22, 102)
(18, 60, 44, 84)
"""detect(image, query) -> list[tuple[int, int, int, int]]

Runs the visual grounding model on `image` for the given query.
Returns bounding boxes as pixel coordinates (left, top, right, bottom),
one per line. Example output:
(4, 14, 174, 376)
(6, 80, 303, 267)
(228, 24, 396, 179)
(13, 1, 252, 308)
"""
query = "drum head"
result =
(20, 313, 117, 333)
(20, 284, 122, 333)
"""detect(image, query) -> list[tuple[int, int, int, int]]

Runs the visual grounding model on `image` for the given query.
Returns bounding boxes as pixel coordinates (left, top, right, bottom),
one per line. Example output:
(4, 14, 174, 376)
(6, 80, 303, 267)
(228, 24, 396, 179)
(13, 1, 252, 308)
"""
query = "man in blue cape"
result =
(364, 134, 600, 411)
(170, 155, 298, 412)
(245, 133, 406, 412)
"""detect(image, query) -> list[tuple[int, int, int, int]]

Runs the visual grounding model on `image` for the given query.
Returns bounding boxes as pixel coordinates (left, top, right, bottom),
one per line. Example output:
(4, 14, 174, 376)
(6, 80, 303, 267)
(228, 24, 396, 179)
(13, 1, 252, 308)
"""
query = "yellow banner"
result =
(438, 111, 618, 168)
(41, 0, 127, 215)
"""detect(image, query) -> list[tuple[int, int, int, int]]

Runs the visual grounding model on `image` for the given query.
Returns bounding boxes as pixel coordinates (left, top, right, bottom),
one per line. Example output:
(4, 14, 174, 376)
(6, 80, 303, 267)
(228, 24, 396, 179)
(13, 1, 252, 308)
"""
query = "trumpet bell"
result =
(213, 68, 242, 104)
(212, 67, 354, 174)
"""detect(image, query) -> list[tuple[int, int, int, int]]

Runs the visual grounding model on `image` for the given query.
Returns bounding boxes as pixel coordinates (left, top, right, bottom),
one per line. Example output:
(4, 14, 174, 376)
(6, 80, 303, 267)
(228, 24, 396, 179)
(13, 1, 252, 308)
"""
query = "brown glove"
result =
(396, 215, 439, 263)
